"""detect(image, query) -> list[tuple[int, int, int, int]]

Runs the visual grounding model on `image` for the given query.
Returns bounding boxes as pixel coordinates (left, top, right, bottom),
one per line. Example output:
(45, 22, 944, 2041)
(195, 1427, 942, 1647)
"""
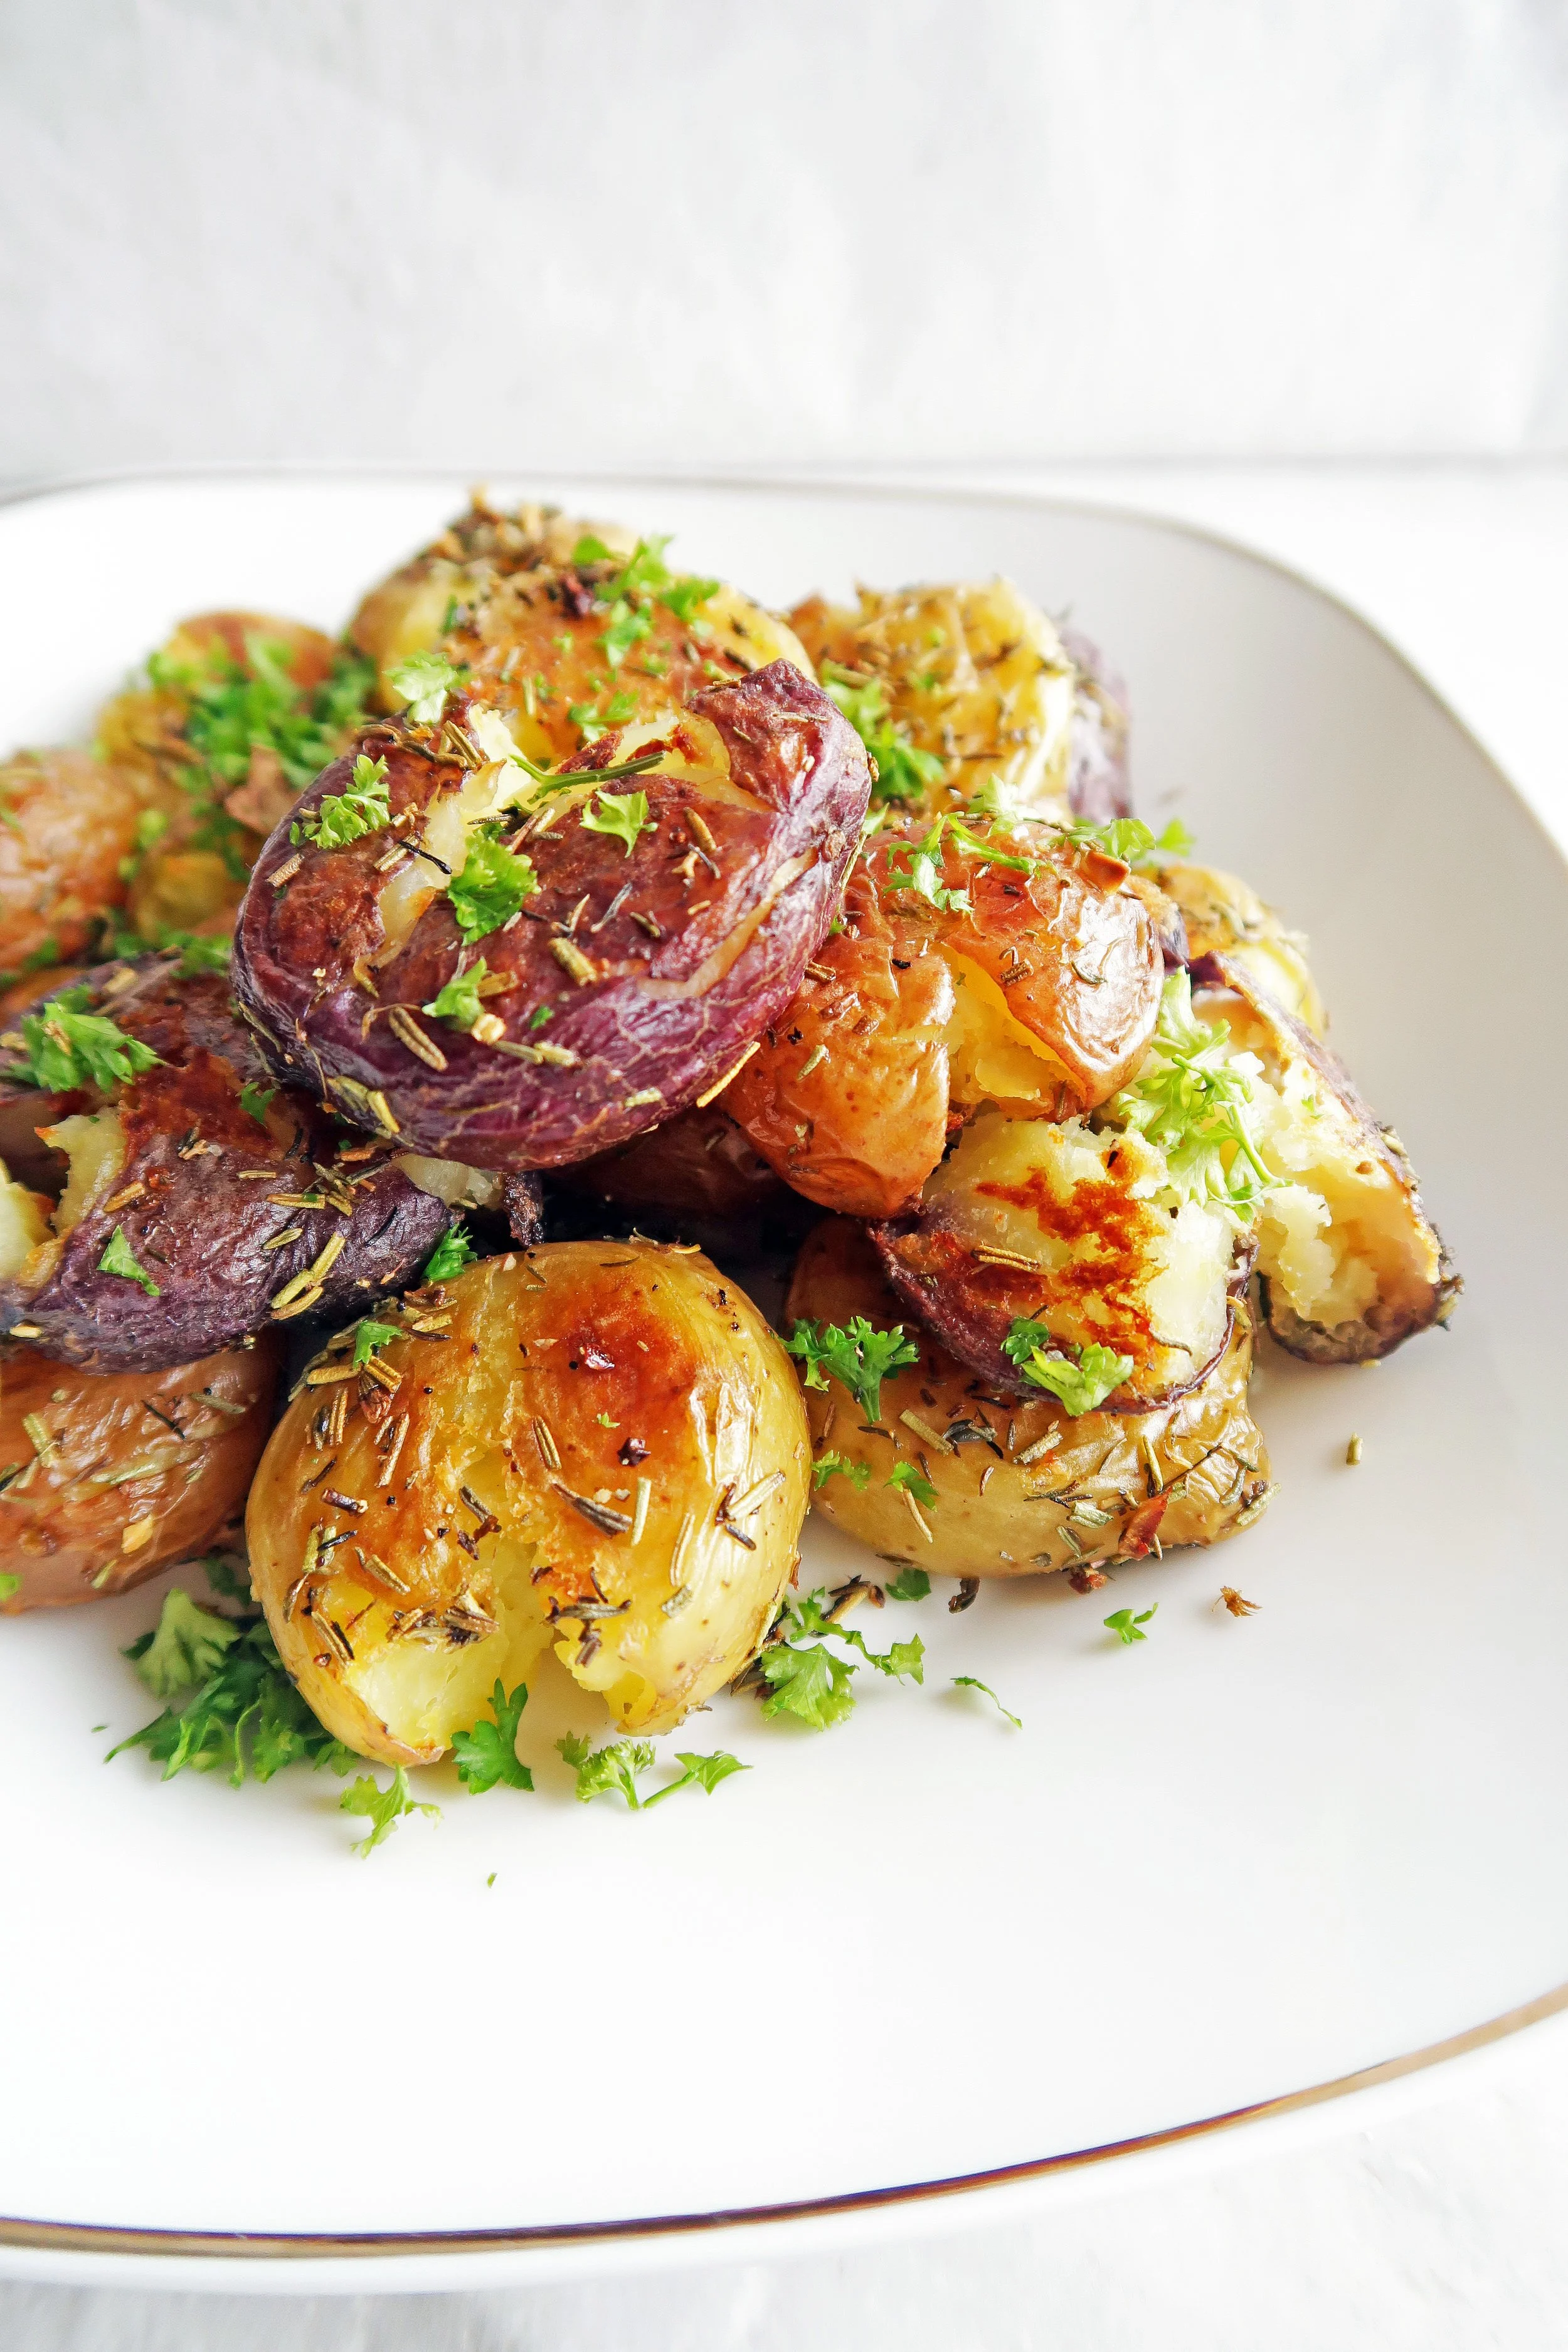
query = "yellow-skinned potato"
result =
(1158, 862, 1327, 1035)
(789, 1218, 1272, 1579)
(246, 1243, 810, 1762)
(0, 748, 150, 982)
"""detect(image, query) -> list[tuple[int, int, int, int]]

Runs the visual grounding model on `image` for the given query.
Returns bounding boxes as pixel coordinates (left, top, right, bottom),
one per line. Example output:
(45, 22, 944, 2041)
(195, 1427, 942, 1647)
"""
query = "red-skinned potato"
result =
(0, 958, 494, 1371)
(558, 1101, 788, 1229)
(1193, 951, 1459, 1362)
(0, 750, 151, 983)
(788, 1218, 1273, 1578)
(0, 1336, 279, 1610)
(231, 665, 872, 1170)
(869, 1110, 1251, 1409)
(723, 822, 1165, 1217)
(246, 1242, 810, 1761)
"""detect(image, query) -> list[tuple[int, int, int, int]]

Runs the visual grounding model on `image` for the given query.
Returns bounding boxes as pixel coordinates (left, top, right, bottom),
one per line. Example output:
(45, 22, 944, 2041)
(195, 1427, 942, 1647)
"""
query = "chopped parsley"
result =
(556, 1733, 746, 1808)
(291, 752, 391, 850)
(341, 1766, 441, 1854)
(571, 533, 720, 628)
(886, 1461, 939, 1507)
(785, 1316, 919, 1424)
(951, 1674, 1022, 1727)
(568, 689, 639, 744)
(600, 601, 652, 670)
(812, 1451, 871, 1493)
(452, 1681, 534, 1794)
(174, 934, 231, 976)
(882, 1567, 931, 1601)
(388, 650, 463, 726)
(753, 1587, 924, 1732)
(1104, 1604, 1158, 1645)
(423, 1221, 476, 1282)
(423, 958, 487, 1030)
(98, 1226, 161, 1298)
(125, 1588, 241, 1702)
(351, 1318, 401, 1369)
(1057, 815, 1194, 869)
(0, 1571, 19, 1602)
(527, 1004, 554, 1030)
(1000, 1323, 1130, 1414)
(1107, 971, 1273, 1216)
(446, 828, 538, 943)
(110, 1611, 357, 1784)
(580, 788, 654, 858)
(821, 662, 946, 805)
(238, 1079, 277, 1125)
(8, 989, 162, 1093)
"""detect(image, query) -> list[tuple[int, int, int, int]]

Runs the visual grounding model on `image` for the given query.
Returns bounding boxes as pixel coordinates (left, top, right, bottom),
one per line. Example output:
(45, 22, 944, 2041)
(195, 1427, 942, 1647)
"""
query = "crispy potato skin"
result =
(1194, 951, 1459, 1362)
(0, 750, 147, 980)
(1059, 626, 1133, 824)
(724, 825, 1163, 1216)
(788, 1219, 1271, 1578)
(559, 1102, 788, 1226)
(247, 1244, 810, 1762)
(0, 1337, 278, 1609)
(1161, 863, 1326, 1034)
(232, 666, 872, 1170)
(0, 960, 452, 1370)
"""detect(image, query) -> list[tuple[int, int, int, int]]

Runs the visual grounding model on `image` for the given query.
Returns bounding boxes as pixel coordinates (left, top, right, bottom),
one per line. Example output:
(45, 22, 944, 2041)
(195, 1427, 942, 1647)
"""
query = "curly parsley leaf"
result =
(756, 1639, 859, 1730)
(882, 1566, 931, 1601)
(447, 828, 538, 943)
(9, 988, 162, 1093)
(99, 1226, 161, 1298)
(812, 1450, 871, 1493)
(174, 934, 231, 976)
(292, 752, 391, 850)
(423, 1220, 476, 1283)
(1057, 815, 1194, 869)
(110, 1617, 356, 1786)
(388, 650, 462, 726)
(951, 1674, 1022, 1728)
(1107, 971, 1273, 1216)
(452, 1681, 535, 1794)
(423, 958, 487, 1030)
(822, 663, 946, 805)
(785, 1316, 919, 1424)
(1000, 1323, 1130, 1414)
(123, 1587, 241, 1700)
(558, 1733, 654, 1806)
(238, 1079, 277, 1125)
(1104, 1604, 1158, 1645)
(886, 1461, 938, 1508)
(883, 816, 971, 911)
(580, 788, 654, 858)
(341, 1765, 442, 1854)
(352, 1318, 401, 1369)
(568, 688, 639, 744)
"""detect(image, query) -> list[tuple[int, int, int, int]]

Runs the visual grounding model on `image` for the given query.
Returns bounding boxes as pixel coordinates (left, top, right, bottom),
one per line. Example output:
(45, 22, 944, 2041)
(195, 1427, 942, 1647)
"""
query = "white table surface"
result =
(6, 457, 1568, 2351)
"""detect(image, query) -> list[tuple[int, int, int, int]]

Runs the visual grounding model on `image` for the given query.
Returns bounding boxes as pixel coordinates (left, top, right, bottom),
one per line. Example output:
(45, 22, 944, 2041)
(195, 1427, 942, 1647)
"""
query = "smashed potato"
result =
(789, 1218, 1271, 1578)
(0, 749, 150, 983)
(246, 1242, 810, 1761)
(1160, 862, 1327, 1034)
(0, 1337, 278, 1610)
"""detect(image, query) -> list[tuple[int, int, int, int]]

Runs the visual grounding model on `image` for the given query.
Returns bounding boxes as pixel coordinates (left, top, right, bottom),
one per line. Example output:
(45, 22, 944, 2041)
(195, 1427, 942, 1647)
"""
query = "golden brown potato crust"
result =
(247, 1244, 810, 1761)
(0, 1337, 279, 1609)
(0, 750, 147, 981)
(788, 1218, 1271, 1579)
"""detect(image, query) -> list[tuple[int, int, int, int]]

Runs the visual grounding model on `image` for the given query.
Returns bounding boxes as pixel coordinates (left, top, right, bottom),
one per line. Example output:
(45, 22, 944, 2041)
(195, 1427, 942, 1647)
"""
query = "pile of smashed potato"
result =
(0, 498, 1459, 1809)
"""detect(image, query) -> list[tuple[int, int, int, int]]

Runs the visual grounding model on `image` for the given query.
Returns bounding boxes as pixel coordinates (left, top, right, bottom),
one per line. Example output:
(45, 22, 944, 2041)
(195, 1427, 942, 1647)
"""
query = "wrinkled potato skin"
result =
(0, 960, 452, 1370)
(350, 497, 812, 739)
(1194, 951, 1459, 1362)
(0, 1337, 278, 1610)
(724, 825, 1163, 1217)
(0, 750, 148, 980)
(559, 1103, 787, 1227)
(233, 668, 871, 1170)
(1160, 863, 1326, 1034)
(789, 1219, 1271, 1579)
(247, 1244, 810, 1762)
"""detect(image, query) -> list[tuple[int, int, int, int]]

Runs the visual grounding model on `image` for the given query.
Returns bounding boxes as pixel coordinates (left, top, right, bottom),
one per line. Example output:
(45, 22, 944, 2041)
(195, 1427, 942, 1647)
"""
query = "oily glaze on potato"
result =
(788, 1218, 1271, 1578)
(723, 821, 1166, 1216)
(0, 1337, 278, 1609)
(0, 750, 151, 983)
(246, 1242, 810, 1761)
(869, 1111, 1249, 1407)
(1192, 952, 1459, 1362)
(233, 667, 872, 1170)
(350, 495, 812, 744)
(1159, 862, 1327, 1035)
(0, 958, 475, 1370)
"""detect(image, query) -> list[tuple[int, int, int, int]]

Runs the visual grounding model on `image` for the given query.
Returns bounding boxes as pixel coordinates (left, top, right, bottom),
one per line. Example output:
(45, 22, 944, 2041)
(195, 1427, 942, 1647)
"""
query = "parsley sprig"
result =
(821, 662, 946, 805)
(291, 753, 391, 850)
(7, 988, 162, 1093)
(446, 827, 538, 943)
(1107, 971, 1273, 1216)
(423, 959, 488, 1030)
(341, 1768, 442, 1853)
(388, 650, 464, 726)
(1000, 1323, 1131, 1414)
(785, 1316, 919, 1424)
(423, 1221, 476, 1282)
(580, 788, 655, 858)
(112, 1589, 358, 1786)
(1054, 815, 1194, 869)
(556, 1734, 747, 1808)
(753, 1587, 924, 1730)
(453, 1682, 534, 1793)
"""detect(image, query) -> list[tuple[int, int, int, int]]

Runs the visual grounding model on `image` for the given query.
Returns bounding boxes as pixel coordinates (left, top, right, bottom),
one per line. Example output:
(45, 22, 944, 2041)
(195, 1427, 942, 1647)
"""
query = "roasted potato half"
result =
(0, 749, 151, 983)
(350, 495, 812, 744)
(246, 1242, 810, 1761)
(1159, 862, 1327, 1034)
(869, 1110, 1249, 1407)
(1193, 953, 1459, 1361)
(0, 1336, 279, 1610)
(233, 667, 872, 1170)
(723, 820, 1165, 1217)
(0, 959, 479, 1370)
(788, 1218, 1271, 1579)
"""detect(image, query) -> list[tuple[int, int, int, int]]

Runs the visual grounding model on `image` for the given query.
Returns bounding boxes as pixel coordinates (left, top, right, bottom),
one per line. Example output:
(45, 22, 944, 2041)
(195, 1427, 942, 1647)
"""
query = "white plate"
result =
(0, 472, 1562, 2287)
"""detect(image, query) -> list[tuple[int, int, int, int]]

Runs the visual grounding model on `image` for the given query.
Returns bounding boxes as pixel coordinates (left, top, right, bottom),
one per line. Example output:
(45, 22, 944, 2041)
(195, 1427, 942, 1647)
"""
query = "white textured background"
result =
(6, 3, 1568, 2345)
